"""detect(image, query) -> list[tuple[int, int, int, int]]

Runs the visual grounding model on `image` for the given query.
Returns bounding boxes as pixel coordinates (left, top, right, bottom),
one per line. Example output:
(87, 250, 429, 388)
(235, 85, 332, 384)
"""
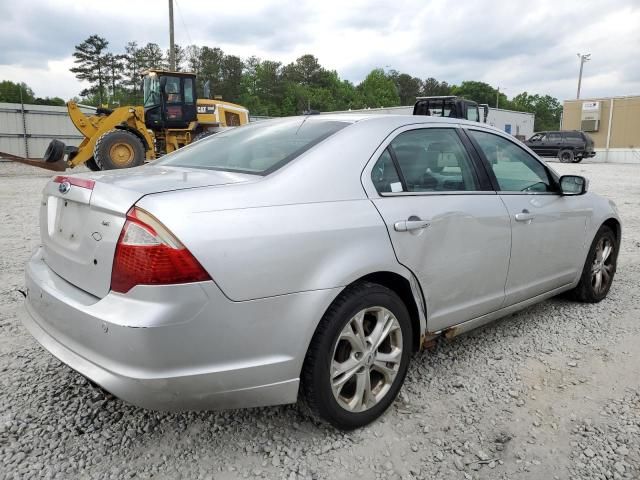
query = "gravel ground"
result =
(1, 160, 639, 480)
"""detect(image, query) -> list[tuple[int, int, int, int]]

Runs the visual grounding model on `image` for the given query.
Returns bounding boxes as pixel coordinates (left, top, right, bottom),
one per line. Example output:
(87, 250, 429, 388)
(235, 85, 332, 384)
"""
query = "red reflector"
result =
(53, 176, 95, 190)
(110, 208, 211, 294)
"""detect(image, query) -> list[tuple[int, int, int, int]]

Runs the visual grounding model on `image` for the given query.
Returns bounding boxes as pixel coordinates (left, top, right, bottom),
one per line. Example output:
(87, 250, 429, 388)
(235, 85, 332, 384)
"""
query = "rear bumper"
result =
(22, 247, 340, 411)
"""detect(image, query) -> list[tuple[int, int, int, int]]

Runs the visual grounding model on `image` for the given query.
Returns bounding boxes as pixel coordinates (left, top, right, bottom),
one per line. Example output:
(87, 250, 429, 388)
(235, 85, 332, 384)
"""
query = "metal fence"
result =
(0, 102, 94, 158)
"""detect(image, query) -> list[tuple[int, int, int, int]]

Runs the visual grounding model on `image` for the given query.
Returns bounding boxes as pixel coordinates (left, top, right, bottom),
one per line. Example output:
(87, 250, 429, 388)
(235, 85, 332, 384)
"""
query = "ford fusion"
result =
(21, 115, 620, 429)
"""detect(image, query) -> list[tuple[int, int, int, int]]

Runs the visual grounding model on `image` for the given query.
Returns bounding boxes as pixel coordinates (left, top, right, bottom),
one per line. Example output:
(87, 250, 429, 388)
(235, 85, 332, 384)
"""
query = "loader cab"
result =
(413, 96, 484, 123)
(143, 70, 197, 130)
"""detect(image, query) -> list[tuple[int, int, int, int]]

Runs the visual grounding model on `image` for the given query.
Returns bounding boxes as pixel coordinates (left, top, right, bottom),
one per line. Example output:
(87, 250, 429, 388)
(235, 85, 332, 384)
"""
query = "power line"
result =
(173, 0, 194, 46)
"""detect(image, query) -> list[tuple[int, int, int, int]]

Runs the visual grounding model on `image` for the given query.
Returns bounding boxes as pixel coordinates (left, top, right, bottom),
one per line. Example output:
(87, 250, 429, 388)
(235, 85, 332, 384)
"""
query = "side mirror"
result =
(560, 175, 588, 195)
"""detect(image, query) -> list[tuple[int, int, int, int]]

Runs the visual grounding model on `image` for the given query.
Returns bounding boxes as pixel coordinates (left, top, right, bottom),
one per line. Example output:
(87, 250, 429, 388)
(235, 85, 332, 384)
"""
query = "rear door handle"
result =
(394, 219, 431, 232)
(514, 209, 535, 222)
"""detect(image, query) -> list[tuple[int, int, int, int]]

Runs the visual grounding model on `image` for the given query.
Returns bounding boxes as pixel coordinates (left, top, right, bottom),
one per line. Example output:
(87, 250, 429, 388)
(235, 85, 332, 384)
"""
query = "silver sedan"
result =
(21, 115, 621, 429)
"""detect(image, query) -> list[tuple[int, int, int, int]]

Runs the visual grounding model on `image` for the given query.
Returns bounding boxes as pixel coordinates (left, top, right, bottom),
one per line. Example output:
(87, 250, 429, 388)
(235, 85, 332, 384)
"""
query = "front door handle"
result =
(394, 218, 431, 232)
(514, 209, 535, 222)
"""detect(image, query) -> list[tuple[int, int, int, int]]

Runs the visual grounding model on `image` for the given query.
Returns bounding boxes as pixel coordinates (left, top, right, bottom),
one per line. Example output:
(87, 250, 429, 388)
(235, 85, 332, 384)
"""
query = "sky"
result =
(1, 0, 639, 103)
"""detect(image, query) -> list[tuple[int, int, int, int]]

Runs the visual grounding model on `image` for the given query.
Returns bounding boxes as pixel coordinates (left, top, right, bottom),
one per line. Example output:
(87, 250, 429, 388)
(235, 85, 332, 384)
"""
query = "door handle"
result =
(514, 209, 535, 222)
(394, 218, 431, 232)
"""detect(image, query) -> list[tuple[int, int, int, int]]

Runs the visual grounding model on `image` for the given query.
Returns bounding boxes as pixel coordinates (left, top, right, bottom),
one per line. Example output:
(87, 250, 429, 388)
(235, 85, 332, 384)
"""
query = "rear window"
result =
(155, 118, 349, 175)
(563, 131, 583, 140)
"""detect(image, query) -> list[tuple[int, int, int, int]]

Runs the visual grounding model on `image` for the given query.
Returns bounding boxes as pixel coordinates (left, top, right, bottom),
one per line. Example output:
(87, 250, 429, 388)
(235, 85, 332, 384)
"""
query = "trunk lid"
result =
(40, 165, 254, 298)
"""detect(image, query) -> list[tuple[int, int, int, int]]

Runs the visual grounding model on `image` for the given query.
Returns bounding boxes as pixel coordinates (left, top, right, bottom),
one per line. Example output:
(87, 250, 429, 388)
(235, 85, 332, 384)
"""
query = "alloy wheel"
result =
(591, 236, 614, 294)
(330, 307, 403, 412)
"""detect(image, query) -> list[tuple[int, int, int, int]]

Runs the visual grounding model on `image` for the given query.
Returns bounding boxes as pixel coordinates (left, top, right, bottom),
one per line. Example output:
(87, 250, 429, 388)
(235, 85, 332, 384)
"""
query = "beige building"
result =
(562, 95, 640, 163)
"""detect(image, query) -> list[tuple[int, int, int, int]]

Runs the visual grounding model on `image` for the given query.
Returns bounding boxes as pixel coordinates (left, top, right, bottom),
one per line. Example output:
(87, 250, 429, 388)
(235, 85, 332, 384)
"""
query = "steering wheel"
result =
(522, 182, 548, 193)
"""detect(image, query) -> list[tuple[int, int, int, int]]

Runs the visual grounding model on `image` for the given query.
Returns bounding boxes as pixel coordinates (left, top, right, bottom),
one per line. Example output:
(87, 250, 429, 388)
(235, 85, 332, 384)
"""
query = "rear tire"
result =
(301, 282, 412, 430)
(567, 225, 618, 303)
(94, 129, 145, 170)
(558, 149, 574, 163)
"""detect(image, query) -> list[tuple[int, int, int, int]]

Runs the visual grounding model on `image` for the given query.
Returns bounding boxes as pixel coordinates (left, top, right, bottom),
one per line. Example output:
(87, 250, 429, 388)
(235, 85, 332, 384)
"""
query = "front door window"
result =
(469, 130, 554, 193)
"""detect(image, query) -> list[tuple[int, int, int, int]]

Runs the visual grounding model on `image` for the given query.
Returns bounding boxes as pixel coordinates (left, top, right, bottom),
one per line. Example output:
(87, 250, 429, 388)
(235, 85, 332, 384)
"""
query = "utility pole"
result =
(496, 87, 499, 109)
(19, 85, 29, 158)
(168, 0, 176, 71)
(576, 53, 591, 99)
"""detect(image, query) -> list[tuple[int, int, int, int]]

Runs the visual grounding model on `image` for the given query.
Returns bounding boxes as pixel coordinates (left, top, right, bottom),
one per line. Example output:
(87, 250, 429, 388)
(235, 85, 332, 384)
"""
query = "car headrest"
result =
(426, 142, 448, 152)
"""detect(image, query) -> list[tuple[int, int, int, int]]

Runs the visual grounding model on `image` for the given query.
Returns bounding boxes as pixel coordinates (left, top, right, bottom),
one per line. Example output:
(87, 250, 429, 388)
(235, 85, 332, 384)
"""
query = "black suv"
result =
(525, 130, 595, 163)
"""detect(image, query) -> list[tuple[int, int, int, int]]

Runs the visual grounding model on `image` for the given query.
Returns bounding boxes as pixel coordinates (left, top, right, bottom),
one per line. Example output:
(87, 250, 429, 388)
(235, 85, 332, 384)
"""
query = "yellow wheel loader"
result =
(7, 70, 249, 172)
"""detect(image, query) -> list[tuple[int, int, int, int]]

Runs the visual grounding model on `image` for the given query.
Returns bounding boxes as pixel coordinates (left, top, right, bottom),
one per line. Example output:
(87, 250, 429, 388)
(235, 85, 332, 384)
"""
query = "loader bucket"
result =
(0, 150, 67, 172)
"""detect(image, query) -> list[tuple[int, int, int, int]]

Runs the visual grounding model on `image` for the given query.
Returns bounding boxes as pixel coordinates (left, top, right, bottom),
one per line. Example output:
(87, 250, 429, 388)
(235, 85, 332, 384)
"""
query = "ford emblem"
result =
(58, 181, 71, 194)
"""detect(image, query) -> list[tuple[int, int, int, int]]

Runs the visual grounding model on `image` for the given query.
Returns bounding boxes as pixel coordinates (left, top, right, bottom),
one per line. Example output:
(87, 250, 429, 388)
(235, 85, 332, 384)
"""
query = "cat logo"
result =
(197, 105, 216, 114)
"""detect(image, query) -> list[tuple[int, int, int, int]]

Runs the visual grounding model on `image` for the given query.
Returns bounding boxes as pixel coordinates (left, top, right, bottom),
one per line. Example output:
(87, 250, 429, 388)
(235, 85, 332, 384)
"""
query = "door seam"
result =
(497, 193, 514, 310)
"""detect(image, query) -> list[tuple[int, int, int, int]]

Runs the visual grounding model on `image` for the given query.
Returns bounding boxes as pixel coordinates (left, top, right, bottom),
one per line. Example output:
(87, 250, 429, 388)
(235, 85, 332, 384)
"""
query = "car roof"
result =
(263, 113, 513, 139)
(305, 113, 500, 129)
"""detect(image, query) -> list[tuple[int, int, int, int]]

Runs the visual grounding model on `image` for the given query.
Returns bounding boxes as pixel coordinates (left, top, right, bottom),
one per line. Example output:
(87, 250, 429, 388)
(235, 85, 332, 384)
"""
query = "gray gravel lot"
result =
(1, 160, 639, 480)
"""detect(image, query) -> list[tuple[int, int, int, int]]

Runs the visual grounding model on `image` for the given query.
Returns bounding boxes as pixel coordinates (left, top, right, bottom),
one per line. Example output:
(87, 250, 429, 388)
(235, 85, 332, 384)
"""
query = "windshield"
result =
(155, 118, 349, 175)
(143, 75, 161, 108)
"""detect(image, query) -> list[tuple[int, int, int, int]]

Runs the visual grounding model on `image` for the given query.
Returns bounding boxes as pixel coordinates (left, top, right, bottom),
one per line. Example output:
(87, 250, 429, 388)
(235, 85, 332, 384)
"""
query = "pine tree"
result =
(70, 35, 110, 105)
(166, 44, 186, 71)
(123, 41, 144, 103)
(139, 43, 165, 70)
(105, 53, 126, 104)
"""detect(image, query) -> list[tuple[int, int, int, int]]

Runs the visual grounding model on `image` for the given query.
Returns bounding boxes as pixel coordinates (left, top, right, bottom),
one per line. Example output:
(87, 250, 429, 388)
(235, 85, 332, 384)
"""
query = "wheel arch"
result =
(356, 271, 425, 352)
(308, 270, 427, 357)
(602, 217, 621, 243)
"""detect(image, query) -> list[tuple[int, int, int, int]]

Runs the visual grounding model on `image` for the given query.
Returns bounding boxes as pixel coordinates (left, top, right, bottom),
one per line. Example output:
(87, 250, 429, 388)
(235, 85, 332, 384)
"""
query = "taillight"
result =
(111, 207, 211, 294)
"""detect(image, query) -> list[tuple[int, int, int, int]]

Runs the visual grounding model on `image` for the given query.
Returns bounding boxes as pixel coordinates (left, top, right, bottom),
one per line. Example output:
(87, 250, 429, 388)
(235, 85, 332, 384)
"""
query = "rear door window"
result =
(563, 131, 583, 141)
(382, 128, 480, 192)
(371, 149, 403, 193)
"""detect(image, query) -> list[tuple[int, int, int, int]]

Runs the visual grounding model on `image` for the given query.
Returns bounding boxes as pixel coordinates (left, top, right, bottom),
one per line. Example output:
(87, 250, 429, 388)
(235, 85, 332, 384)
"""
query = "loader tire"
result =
(94, 130, 145, 170)
(44, 139, 65, 163)
(192, 131, 215, 142)
(85, 157, 101, 171)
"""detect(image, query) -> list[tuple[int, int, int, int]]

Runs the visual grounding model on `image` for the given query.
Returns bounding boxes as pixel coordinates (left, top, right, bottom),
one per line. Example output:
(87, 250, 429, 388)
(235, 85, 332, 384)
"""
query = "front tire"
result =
(568, 225, 618, 302)
(94, 129, 145, 170)
(301, 282, 413, 430)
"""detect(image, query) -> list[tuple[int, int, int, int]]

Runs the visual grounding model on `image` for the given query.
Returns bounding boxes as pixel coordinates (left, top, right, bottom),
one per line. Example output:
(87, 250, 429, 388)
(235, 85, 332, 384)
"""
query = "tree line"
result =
(0, 80, 65, 106)
(2, 34, 563, 131)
